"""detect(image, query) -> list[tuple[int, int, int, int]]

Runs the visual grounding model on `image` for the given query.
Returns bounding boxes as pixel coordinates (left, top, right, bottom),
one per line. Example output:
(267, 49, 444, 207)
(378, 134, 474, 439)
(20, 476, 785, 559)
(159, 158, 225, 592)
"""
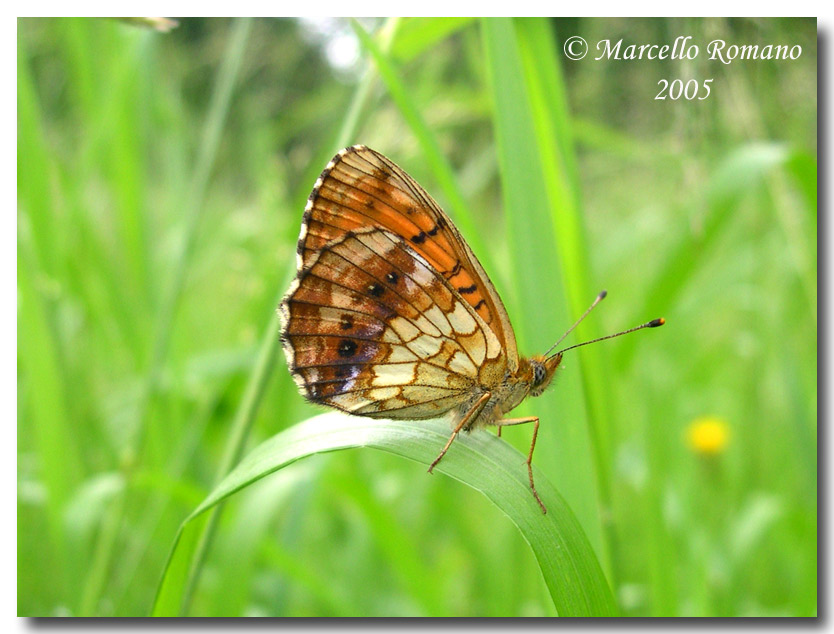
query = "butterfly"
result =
(279, 145, 664, 513)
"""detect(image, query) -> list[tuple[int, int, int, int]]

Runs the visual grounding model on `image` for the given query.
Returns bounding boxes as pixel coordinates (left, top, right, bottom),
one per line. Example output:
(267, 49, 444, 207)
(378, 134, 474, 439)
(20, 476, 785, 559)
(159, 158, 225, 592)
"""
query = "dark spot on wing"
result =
(338, 339, 358, 358)
(340, 314, 354, 330)
(411, 231, 427, 244)
(386, 271, 399, 285)
(368, 283, 385, 298)
(458, 284, 477, 295)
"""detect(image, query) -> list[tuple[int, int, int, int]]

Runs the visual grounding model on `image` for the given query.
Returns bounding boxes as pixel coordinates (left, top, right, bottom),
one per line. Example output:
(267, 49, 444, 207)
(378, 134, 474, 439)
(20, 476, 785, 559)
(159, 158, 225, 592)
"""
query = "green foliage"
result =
(18, 17, 816, 616)
(154, 414, 617, 616)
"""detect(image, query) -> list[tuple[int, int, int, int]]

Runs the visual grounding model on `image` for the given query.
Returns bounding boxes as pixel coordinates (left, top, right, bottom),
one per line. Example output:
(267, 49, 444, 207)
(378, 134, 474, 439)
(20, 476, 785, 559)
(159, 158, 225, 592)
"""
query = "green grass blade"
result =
(17, 251, 79, 603)
(151, 511, 208, 617)
(512, 15, 617, 514)
(390, 17, 475, 61)
(154, 413, 617, 617)
(481, 17, 606, 565)
(143, 17, 253, 396)
(175, 313, 282, 613)
(17, 33, 59, 277)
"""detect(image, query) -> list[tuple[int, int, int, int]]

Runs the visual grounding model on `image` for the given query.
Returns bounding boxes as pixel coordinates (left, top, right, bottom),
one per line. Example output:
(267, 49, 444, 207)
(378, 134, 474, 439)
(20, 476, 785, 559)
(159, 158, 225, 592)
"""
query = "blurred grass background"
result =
(17, 17, 816, 616)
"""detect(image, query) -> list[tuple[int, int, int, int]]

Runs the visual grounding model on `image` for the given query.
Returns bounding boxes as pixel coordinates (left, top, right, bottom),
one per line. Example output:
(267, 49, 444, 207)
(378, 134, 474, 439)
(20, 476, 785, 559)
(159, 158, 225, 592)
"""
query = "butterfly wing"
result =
(294, 145, 519, 370)
(281, 227, 504, 418)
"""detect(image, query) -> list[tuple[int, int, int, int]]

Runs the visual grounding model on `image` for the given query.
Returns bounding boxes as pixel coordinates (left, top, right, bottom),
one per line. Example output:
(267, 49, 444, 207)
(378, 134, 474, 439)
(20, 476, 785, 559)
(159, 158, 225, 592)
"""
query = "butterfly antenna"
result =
(550, 317, 665, 358)
(543, 290, 608, 358)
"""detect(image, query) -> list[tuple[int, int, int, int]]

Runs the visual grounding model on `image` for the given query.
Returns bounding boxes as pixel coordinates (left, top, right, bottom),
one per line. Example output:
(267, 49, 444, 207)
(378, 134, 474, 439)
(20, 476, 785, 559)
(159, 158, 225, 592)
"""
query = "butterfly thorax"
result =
(453, 354, 563, 431)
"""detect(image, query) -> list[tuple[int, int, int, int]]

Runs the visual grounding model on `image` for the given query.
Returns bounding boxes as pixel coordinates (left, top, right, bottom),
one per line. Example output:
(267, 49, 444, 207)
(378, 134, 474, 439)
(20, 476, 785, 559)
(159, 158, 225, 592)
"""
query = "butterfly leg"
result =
(491, 417, 546, 514)
(428, 391, 491, 474)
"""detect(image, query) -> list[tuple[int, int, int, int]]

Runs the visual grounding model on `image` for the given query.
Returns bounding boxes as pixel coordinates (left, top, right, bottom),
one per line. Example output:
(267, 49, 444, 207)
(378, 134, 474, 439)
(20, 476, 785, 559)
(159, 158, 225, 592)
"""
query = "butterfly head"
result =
(527, 354, 563, 397)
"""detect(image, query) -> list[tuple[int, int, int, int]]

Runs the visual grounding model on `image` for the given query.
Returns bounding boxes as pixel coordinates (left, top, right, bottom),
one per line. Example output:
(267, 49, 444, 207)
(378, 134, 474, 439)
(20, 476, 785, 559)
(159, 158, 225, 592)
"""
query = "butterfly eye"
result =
(532, 361, 547, 387)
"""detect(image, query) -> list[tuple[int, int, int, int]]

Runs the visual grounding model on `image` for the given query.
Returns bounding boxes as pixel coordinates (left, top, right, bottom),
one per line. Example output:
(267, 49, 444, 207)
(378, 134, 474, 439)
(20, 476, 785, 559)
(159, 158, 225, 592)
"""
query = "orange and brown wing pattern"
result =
(296, 145, 519, 369)
(280, 227, 505, 419)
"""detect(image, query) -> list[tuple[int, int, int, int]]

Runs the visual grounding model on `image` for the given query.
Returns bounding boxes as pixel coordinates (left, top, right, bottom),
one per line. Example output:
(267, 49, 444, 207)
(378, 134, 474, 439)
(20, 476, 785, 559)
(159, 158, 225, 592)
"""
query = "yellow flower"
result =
(686, 416, 730, 455)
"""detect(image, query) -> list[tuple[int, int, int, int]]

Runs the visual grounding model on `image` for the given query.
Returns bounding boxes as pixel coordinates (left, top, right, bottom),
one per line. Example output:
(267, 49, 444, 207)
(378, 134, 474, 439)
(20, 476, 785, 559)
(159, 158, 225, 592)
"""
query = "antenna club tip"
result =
(649, 318, 665, 327)
(599, 290, 608, 299)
